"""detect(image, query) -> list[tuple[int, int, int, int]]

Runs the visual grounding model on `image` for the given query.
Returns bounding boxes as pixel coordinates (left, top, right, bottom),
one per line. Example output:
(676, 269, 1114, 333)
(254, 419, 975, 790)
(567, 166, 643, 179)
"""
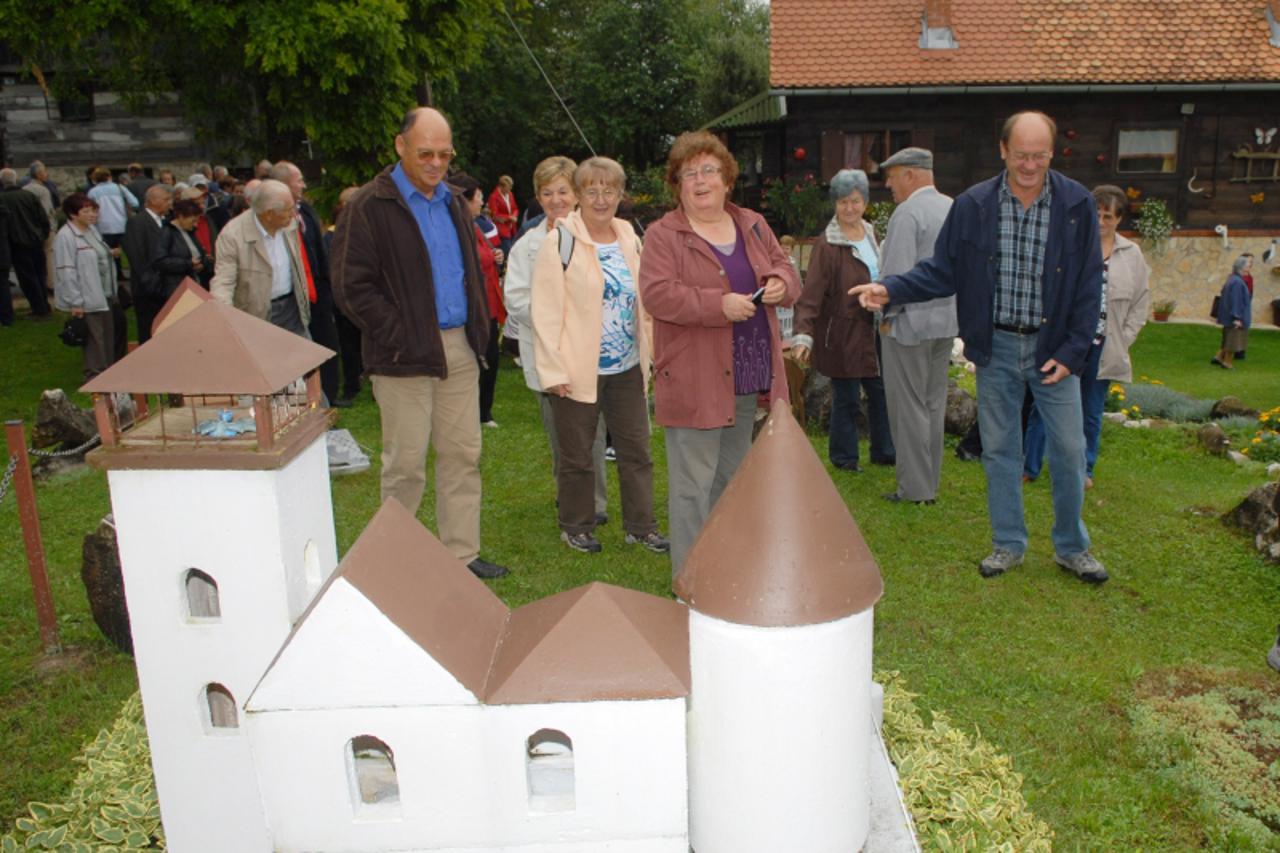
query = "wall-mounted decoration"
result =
(1230, 145, 1280, 183)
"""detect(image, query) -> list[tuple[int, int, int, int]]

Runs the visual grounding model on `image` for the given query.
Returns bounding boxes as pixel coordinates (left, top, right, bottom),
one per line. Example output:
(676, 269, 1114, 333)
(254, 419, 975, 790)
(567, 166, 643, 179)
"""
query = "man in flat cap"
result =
(877, 147, 954, 505)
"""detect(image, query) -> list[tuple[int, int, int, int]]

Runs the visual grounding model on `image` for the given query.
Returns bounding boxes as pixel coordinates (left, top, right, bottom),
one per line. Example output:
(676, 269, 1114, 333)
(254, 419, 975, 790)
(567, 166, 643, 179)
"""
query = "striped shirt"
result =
(994, 174, 1051, 328)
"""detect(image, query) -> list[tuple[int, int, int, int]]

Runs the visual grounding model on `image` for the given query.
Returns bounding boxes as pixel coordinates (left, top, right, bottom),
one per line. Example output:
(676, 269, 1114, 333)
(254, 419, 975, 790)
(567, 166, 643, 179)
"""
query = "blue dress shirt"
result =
(390, 163, 467, 329)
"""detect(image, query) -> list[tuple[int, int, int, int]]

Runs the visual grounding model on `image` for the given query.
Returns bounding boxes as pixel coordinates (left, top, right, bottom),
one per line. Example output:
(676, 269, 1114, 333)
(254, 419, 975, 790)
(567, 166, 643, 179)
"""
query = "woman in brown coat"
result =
(793, 168, 895, 472)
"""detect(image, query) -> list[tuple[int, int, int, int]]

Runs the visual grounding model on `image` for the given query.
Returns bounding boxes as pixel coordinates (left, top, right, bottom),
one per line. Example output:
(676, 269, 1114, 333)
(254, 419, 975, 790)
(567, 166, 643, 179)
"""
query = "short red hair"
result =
(664, 130, 739, 197)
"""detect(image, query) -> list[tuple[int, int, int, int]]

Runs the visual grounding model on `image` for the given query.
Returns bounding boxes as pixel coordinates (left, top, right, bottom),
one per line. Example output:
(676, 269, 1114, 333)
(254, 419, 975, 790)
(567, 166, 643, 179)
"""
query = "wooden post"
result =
(4, 421, 62, 655)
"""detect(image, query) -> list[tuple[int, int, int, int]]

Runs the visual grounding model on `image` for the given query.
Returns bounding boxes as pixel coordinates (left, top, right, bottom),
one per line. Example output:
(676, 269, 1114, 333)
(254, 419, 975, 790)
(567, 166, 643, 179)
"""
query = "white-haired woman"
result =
(793, 168, 895, 473)
(530, 157, 667, 555)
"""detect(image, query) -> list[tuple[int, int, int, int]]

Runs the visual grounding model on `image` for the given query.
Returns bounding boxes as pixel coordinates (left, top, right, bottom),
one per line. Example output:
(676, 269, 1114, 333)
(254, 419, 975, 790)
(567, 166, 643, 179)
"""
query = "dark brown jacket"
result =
(330, 167, 489, 377)
(794, 226, 880, 379)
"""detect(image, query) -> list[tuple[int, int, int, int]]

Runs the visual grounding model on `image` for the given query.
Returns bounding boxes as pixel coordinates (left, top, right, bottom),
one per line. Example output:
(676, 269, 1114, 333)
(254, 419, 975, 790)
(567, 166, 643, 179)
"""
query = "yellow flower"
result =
(1262, 413, 1271, 423)
(1152, 379, 1164, 386)
(1132, 405, 1141, 412)
(1121, 408, 1130, 416)
(1253, 437, 1263, 444)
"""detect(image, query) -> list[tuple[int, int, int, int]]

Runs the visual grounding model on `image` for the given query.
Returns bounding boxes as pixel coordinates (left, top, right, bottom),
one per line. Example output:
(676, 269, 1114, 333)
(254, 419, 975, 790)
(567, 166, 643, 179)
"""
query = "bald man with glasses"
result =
(331, 107, 508, 580)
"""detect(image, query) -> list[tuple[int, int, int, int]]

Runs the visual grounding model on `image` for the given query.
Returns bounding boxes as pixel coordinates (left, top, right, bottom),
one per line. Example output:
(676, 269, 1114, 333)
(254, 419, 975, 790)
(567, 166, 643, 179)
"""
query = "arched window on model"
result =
(203, 683, 237, 730)
(526, 728, 575, 812)
(184, 569, 221, 620)
(346, 735, 399, 815)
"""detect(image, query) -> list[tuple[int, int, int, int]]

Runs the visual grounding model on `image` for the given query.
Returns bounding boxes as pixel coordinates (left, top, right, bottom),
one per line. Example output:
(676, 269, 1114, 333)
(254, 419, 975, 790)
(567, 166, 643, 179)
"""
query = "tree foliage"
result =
(0, 0, 504, 186)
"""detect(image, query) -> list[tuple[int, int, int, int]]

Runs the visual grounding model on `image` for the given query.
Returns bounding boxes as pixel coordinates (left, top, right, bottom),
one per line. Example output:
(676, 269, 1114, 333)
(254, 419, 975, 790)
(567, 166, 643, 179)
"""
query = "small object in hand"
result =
(750, 286, 766, 305)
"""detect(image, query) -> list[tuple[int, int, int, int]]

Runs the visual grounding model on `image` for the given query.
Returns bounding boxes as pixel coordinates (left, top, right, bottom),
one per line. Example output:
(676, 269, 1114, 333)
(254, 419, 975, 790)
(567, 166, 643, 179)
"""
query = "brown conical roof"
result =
(81, 300, 333, 395)
(485, 582, 690, 704)
(673, 399, 883, 626)
(341, 499, 510, 699)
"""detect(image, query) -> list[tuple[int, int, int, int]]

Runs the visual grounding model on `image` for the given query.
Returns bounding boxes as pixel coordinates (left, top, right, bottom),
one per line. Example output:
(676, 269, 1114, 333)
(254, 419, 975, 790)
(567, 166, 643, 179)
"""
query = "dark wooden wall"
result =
(730, 91, 1280, 230)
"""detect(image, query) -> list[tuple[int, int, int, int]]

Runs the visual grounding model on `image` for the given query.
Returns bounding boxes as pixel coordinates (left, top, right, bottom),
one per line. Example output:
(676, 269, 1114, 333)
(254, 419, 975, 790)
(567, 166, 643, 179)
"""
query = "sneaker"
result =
(467, 558, 510, 579)
(604, 446, 617, 462)
(979, 548, 1023, 578)
(625, 530, 671, 553)
(562, 531, 602, 553)
(594, 512, 609, 526)
(482, 419, 500, 429)
(882, 492, 935, 506)
(1054, 551, 1109, 584)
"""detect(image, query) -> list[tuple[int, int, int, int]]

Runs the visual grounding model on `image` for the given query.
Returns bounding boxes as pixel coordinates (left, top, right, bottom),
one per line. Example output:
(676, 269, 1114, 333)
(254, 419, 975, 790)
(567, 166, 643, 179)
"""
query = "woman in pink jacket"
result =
(531, 157, 668, 555)
(638, 131, 801, 574)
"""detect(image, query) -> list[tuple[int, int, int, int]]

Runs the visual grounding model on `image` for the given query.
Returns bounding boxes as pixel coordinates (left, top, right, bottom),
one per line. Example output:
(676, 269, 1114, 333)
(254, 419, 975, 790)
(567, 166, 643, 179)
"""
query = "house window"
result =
(303, 540, 321, 596)
(204, 683, 237, 730)
(821, 129, 915, 182)
(526, 729, 575, 812)
(1117, 129, 1178, 174)
(184, 569, 221, 620)
(347, 736, 400, 814)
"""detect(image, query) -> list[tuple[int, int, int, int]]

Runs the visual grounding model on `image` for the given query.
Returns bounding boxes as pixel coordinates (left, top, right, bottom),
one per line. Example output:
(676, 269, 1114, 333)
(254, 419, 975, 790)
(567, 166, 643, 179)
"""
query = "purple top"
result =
(708, 227, 772, 395)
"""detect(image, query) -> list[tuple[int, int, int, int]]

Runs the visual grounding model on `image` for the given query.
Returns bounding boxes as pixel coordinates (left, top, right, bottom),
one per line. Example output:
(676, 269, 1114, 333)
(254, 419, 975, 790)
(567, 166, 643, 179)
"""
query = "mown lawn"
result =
(1, 311, 1277, 849)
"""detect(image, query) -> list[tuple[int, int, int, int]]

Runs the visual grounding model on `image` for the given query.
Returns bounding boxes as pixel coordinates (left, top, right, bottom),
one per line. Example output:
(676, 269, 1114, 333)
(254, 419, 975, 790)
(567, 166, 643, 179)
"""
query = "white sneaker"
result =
(482, 420, 499, 429)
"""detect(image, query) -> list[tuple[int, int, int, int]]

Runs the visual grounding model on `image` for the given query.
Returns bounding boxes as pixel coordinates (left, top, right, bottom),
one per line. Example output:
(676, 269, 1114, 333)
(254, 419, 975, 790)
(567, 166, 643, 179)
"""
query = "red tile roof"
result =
(771, 0, 1280, 88)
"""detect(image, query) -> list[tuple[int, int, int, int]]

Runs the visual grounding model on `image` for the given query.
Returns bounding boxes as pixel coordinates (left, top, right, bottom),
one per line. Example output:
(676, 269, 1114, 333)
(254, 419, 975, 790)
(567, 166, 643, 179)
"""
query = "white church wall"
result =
(246, 700, 687, 852)
(686, 608, 875, 853)
(107, 438, 334, 852)
(248, 578, 482, 711)
(271, 437, 339, 619)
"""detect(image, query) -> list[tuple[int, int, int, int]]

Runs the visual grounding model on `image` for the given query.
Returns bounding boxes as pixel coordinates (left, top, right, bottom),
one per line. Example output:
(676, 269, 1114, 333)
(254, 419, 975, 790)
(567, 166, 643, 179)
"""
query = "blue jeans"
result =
(1024, 341, 1104, 479)
(977, 330, 1090, 557)
(830, 376, 895, 467)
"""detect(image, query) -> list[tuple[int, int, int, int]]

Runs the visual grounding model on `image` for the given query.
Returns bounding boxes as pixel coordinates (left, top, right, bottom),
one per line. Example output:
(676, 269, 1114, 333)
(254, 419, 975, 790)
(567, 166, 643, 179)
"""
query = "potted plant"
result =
(1152, 299, 1176, 322)
(1134, 198, 1174, 250)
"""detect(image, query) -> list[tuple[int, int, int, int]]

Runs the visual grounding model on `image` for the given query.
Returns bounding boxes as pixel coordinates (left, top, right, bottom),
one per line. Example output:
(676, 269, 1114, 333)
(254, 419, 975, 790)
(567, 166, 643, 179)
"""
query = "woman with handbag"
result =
(53, 193, 118, 379)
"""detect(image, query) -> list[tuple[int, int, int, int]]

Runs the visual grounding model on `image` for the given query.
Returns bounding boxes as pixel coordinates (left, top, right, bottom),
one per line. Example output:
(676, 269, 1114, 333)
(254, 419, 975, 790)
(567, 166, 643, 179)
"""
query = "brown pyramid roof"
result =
(150, 278, 212, 338)
(341, 499, 510, 699)
(674, 399, 883, 627)
(81, 300, 333, 395)
(485, 582, 690, 704)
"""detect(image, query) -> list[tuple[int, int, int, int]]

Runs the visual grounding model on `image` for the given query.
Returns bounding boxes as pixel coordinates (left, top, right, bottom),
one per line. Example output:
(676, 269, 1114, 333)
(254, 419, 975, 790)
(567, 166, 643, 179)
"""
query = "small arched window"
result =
(184, 569, 220, 620)
(347, 735, 399, 814)
(204, 683, 237, 730)
(526, 728, 575, 812)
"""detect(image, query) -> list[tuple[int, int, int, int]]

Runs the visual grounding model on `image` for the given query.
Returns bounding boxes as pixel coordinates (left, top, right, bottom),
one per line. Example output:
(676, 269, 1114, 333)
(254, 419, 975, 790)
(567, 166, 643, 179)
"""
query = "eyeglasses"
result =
(582, 188, 619, 202)
(680, 164, 722, 182)
(413, 148, 456, 164)
(1008, 150, 1052, 165)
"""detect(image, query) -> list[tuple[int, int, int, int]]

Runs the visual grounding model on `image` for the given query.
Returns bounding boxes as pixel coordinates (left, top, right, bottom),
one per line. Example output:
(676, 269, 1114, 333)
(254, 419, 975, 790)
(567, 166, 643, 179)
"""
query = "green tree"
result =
(0, 0, 504, 187)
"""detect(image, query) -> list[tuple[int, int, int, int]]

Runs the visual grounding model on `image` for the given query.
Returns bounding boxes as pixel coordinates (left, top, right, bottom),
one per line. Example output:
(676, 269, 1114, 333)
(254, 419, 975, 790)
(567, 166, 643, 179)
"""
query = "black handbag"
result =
(58, 315, 89, 347)
(1209, 295, 1220, 318)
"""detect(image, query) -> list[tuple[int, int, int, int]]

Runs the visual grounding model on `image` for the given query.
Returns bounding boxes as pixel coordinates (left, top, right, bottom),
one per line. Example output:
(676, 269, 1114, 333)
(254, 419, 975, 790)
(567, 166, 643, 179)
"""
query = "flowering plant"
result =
(1240, 406, 1280, 464)
(1135, 198, 1174, 245)
(761, 173, 829, 237)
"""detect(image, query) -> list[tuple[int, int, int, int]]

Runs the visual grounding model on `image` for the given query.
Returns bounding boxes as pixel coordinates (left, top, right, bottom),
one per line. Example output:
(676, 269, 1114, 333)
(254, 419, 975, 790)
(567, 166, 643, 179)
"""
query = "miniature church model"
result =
(84, 299, 888, 853)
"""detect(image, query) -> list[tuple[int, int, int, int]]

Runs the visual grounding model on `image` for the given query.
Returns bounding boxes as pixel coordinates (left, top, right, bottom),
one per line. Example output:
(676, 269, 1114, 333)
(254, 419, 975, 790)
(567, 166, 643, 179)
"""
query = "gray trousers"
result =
(664, 393, 757, 577)
(269, 294, 311, 339)
(881, 335, 952, 501)
(83, 310, 115, 380)
(539, 392, 607, 515)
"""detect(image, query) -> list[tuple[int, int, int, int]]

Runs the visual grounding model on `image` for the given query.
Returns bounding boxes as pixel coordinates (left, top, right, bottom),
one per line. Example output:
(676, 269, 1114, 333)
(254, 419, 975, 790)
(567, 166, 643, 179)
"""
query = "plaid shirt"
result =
(994, 174, 1052, 327)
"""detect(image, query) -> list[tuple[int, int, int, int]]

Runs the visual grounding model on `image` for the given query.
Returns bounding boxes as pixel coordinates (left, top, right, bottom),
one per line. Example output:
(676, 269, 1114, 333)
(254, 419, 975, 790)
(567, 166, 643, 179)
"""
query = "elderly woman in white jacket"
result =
(53, 192, 118, 379)
(503, 156, 610, 524)
(530, 156, 667, 555)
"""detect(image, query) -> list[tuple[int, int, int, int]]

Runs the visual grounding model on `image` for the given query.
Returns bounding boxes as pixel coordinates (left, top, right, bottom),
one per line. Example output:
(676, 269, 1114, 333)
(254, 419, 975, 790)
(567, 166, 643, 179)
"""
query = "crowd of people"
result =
(21, 107, 1253, 595)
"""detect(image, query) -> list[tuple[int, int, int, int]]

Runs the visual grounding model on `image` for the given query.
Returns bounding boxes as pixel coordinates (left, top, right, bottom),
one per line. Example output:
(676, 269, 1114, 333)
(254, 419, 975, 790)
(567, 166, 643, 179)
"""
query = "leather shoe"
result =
(467, 558, 510, 579)
(333, 397, 355, 409)
(833, 461, 861, 472)
(882, 492, 935, 506)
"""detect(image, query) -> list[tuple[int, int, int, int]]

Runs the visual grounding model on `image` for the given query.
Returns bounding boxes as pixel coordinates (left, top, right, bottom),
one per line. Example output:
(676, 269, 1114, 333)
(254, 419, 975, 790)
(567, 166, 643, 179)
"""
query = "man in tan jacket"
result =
(210, 179, 311, 336)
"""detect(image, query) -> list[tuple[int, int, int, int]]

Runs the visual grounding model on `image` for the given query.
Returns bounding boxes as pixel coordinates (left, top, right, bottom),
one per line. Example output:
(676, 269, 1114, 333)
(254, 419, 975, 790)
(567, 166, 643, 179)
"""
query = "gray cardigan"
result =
(879, 185, 956, 345)
(53, 223, 117, 313)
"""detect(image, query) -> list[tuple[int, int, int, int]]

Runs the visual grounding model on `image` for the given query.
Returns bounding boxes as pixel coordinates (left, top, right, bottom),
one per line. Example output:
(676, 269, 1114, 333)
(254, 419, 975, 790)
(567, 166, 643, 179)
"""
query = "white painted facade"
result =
(107, 437, 337, 853)
(685, 608, 875, 853)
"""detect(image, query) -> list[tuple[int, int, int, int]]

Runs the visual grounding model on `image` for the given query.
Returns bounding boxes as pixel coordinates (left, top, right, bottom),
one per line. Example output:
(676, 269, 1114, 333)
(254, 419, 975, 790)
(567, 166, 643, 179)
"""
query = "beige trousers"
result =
(372, 328, 483, 563)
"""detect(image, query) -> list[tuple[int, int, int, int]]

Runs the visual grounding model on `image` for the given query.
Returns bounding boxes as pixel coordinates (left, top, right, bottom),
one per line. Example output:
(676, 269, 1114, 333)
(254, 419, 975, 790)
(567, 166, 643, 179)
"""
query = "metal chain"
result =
(26, 434, 101, 459)
(0, 455, 16, 504)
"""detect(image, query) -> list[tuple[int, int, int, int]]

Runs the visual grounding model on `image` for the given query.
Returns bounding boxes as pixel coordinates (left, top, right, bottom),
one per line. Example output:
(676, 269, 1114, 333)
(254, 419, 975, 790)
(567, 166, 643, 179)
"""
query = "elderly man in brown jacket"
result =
(331, 107, 508, 580)
(210, 179, 311, 336)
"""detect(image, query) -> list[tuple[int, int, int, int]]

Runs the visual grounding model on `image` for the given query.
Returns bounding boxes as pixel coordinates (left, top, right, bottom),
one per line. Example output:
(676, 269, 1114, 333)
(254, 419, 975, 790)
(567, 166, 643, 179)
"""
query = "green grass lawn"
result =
(1, 312, 1277, 848)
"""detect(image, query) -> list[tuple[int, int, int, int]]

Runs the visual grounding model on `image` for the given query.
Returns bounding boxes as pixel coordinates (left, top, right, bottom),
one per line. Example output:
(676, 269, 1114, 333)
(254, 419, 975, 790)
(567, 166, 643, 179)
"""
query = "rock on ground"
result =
(1211, 396, 1259, 419)
(945, 382, 977, 437)
(1199, 423, 1230, 456)
(1222, 481, 1280, 563)
(81, 515, 133, 655)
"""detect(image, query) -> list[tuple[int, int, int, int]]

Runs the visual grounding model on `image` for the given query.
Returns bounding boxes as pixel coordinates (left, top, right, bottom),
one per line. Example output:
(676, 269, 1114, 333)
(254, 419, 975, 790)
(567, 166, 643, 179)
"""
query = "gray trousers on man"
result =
(881, 335, 953, 502)
(539, 393, 606, 516)
(664, 393, 757, 577)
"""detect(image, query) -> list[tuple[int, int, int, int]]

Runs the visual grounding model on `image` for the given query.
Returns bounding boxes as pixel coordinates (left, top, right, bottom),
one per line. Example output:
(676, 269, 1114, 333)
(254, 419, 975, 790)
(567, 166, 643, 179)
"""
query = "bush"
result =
(879, 670, 1055, 851)
(2, 694, 163, 851)
(1112, 382, 1215, 422)
(867, 200, 896, 238)
(761, 172, 829, 238)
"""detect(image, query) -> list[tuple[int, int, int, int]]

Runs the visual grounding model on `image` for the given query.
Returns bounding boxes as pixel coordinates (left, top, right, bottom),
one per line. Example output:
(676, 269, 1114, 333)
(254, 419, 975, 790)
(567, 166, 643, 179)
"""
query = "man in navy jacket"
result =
(854, 111, 1107, 583)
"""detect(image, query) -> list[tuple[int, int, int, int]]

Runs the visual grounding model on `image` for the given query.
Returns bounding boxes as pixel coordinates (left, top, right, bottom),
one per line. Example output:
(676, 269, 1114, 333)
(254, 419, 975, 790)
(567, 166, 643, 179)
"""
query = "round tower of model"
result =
(675, 400, 884, 853)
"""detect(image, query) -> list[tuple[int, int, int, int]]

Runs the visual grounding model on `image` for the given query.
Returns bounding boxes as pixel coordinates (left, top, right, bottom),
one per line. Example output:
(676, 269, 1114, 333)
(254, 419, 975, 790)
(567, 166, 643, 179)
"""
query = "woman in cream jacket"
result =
(531, 156, 667, 555)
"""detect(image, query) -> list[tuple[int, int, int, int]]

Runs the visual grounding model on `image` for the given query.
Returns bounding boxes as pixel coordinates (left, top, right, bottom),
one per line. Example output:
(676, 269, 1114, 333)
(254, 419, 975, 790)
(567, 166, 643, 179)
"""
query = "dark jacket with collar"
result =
(882, 170, 1103, 375)
(122, 209, 165, 296)
(0, 186, 50, 248)
(330, 167, 489, 377)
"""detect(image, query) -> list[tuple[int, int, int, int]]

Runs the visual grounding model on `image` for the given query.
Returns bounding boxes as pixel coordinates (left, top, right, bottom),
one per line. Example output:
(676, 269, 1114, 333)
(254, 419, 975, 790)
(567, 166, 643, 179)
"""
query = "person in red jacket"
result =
(458, 174, 507, 427)
(488, 175, 518, 258)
